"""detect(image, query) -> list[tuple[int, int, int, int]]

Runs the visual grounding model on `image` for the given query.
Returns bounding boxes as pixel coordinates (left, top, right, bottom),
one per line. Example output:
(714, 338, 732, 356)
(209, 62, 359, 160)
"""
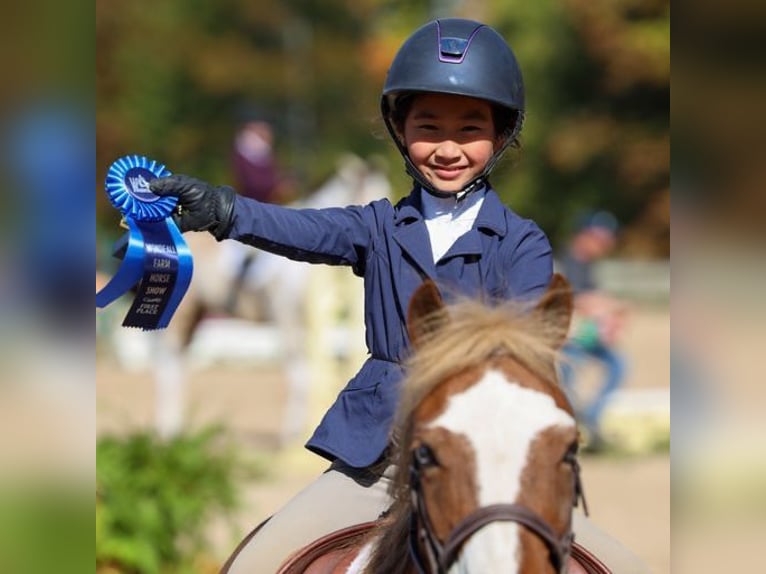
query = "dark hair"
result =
(493, 107, 522, 149)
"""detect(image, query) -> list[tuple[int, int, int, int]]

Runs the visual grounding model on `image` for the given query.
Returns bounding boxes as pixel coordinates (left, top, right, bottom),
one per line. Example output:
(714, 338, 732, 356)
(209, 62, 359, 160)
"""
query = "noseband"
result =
(408, 452, 588, 574)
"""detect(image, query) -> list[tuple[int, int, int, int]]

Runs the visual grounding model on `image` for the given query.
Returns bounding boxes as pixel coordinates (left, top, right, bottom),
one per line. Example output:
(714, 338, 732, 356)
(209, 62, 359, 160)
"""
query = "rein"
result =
(408, 451, 589, 573)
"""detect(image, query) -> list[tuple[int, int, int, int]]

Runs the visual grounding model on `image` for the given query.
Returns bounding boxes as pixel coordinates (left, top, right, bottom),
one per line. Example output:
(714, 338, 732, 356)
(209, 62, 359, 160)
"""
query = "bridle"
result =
(408, 448, 588, 574)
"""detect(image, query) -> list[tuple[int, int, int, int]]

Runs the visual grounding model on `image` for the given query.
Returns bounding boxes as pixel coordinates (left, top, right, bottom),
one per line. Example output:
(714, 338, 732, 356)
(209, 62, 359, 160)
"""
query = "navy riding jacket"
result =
(227, 187, 553, 468)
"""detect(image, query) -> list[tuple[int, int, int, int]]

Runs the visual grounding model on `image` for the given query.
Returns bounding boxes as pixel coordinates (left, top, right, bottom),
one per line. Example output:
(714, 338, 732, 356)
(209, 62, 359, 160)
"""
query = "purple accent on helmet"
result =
(436, 20, 484, 64)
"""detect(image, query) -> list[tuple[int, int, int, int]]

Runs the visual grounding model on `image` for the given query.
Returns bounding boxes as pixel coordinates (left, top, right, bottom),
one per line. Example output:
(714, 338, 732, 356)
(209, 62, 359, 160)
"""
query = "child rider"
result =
(151, 18, 646, 574)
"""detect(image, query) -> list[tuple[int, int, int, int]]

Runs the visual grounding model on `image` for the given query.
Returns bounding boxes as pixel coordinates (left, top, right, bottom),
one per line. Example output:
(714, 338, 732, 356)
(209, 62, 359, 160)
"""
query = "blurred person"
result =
(226, 109, 295, 313)
(149, 19, 646, 573)
(3, 102, 93, 336)
(231, 109, 294, 205)
(557, 211, 629, 452)
(0, 102, 93, 574)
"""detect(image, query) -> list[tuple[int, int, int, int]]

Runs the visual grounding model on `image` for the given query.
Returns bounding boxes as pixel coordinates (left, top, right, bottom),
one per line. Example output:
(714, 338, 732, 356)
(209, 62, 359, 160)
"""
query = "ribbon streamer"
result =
(96, 155, 193, 330)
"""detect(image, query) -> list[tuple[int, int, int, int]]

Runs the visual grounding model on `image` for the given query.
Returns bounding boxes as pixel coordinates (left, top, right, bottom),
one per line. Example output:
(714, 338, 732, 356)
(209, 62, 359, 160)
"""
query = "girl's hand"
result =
(150, 175, 236, 240)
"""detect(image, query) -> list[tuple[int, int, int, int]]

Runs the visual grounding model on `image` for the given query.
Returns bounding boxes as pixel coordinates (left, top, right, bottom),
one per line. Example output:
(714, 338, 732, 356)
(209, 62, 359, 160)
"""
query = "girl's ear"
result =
(493, 133, 507, 152)
(390, 116, 407, 148)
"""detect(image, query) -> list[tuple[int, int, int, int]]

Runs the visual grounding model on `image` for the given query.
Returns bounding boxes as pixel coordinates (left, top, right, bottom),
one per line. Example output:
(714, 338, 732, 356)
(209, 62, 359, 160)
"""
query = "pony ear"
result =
(534, 273, 574, 349)
(407, 280, 447, 349)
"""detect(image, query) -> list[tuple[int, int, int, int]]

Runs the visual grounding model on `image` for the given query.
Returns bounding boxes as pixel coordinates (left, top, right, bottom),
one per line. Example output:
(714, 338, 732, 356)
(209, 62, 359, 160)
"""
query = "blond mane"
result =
(364, 295, 568, 573)
(398, 296, 564, 427)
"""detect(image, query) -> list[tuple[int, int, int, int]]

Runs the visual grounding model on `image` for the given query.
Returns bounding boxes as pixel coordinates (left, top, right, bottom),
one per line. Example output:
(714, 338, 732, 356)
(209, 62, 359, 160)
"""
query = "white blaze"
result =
(428, 369, 575, 573)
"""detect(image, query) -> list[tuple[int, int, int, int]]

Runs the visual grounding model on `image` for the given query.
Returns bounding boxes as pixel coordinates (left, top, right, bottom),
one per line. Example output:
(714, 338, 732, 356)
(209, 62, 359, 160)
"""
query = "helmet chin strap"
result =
(404, 123, 519, 203)
(383, 99, 524, 203)
(404, 159, 485, 202)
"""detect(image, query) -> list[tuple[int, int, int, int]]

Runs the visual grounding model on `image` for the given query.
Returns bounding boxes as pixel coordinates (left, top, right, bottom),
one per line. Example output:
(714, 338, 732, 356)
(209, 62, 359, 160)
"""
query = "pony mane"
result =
(364, 295, 567, 573)
(399, 296, 564, 427)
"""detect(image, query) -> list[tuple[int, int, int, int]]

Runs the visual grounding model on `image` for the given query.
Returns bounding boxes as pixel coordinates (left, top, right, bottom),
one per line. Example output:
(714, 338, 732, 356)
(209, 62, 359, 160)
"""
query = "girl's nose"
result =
(433, 139, 461, 163)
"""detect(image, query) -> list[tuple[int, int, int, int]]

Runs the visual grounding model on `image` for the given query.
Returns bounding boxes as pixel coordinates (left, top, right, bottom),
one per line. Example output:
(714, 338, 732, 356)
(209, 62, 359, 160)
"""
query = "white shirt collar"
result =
(420, 186, 487, 263)
(420, 185, 486, 220)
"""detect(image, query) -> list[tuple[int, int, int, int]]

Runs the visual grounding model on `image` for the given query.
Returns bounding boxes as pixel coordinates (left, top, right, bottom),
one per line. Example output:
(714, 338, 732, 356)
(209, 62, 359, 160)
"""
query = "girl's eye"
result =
(462, 123, 491, 133)
(417, 124, 438, 131)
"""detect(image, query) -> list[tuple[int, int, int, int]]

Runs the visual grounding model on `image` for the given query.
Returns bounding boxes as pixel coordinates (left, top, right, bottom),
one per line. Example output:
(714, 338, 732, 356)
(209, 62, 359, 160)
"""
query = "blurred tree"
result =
(675, 0, 766, 239)
(97, 0, 669, 256)
(96, 0, 397, 238)
(487, 0, 669, 255)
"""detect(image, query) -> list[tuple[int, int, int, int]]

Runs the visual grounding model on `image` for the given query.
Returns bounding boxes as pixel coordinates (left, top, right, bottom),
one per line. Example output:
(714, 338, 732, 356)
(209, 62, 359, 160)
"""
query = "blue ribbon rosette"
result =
(96, 155, 193, 330)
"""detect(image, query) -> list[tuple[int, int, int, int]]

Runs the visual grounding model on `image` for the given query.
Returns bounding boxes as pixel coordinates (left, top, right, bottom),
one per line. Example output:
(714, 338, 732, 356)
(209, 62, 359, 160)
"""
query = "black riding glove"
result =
(150, 174, 236, 240)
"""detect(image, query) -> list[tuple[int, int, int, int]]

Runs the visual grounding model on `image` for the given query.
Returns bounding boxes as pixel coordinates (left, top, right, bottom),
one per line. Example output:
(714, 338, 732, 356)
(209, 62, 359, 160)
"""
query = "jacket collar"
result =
(439, 191, 508, 261)
(472, 188, 508, 238)
(393, 185, 507, 237)
(392, 186, 509, 274)
(392, 188, 425, 226)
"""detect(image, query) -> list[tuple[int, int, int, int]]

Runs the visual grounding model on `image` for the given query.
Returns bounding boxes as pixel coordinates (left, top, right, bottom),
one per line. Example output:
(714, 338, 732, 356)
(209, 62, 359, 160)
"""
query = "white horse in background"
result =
(117, 154, 392, 441)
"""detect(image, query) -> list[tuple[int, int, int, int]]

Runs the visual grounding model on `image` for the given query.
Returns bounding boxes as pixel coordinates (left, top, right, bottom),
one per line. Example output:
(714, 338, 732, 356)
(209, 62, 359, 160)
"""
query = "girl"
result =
(152, 18, 645, 573)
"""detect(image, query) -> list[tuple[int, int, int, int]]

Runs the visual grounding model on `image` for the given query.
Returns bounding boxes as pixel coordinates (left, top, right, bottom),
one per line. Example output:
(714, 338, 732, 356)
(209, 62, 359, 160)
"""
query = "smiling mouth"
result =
(431, 166, 467, 180)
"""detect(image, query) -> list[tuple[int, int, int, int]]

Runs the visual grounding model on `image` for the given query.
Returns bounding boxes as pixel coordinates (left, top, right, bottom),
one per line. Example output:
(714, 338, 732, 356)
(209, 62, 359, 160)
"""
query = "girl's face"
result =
(403, 93, 499, 193)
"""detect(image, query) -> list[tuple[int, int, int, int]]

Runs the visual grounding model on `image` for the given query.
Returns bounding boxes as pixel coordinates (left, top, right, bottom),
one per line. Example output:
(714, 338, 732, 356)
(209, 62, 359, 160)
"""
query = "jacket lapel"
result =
(440, 229, 482, 261)
(391, 195, 436, 326)
(439, 189, 508, 262)
(474, 189, 508, 238)
(390, 188, 509, 323)
(392, 198, 436, 279)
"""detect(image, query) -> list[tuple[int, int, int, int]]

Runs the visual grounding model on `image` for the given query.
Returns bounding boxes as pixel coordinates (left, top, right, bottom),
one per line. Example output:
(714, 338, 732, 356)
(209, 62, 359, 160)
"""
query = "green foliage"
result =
(0, 484, 90, 574)
(96, 426, 264, 574)
(97, 1, 669, 254)
(490, 0, 670, 252)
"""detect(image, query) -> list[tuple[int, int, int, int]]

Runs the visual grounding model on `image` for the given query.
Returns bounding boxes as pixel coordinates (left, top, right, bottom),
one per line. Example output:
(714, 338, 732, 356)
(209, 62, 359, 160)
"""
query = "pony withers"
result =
(259, 274, 609, 573)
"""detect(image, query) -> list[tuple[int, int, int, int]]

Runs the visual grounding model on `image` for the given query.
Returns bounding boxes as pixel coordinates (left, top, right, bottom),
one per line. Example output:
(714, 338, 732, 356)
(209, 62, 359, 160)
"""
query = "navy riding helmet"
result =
(381, 18, 525, 200)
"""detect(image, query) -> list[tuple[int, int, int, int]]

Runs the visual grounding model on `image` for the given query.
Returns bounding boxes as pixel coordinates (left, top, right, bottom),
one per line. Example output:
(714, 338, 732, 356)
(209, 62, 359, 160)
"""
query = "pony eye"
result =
(414, 444, 439, 468)
(562, 441, 579, 464)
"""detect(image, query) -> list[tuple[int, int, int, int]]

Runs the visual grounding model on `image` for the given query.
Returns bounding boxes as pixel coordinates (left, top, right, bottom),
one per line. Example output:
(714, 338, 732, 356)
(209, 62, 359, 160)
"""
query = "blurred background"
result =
(5, 0, 765, 572)
(94, 2, 671, 573)
(95, 0, 670, 255)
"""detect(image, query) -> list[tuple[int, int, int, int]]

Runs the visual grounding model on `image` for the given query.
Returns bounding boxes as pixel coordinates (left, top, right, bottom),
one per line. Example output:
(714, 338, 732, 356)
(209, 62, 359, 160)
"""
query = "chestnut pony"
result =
(253, 274, 608, 573)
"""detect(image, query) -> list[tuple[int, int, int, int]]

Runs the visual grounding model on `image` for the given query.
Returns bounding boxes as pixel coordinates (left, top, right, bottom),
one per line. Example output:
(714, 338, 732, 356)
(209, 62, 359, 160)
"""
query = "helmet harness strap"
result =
(388, 109, 524, 203)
